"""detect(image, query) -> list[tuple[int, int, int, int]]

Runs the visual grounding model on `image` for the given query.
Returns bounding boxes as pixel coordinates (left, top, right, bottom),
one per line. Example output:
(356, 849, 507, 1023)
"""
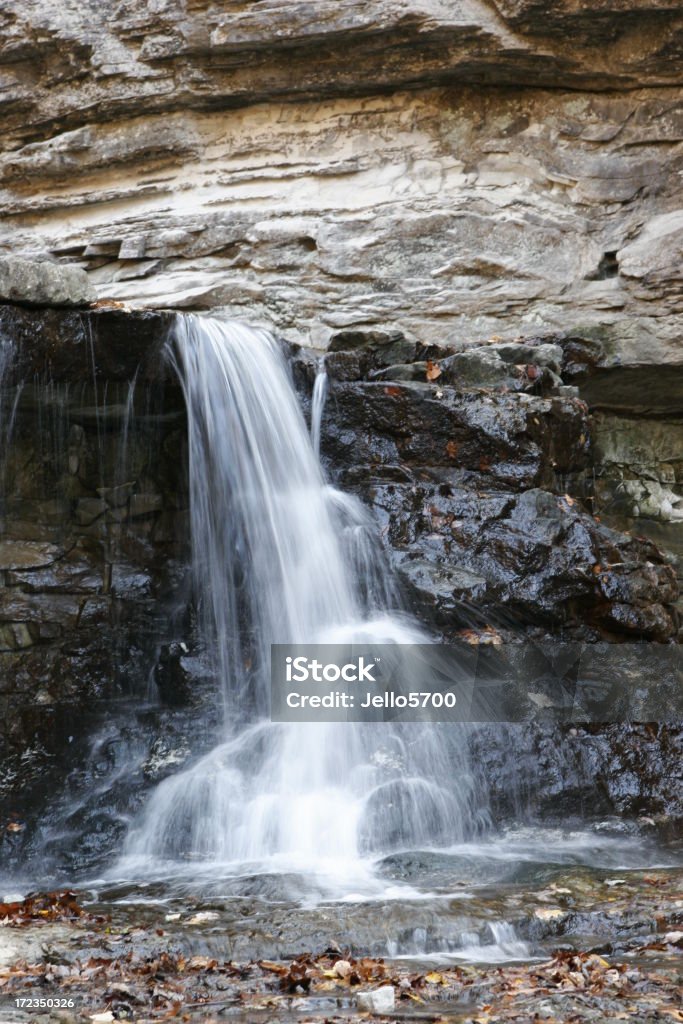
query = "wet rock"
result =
(129, 493, 163, 518)
(323, 380, 590, 491)
(154, 642, 193, 707)
(0, 256, 94, 307)
(0, 623, 34, 651)
(75, 497, 107, 525)
(439, 347, 562, 393)
(470, 723, 683, 830)
(0, 304, 177, 385)
(394, 557, 489, 618)
(0, 541, 62, 570)
(0, 591, 81, 628)
(6, 549, 103, 593)
(97, 482, 135, 508)
(321, 374, 677, 640)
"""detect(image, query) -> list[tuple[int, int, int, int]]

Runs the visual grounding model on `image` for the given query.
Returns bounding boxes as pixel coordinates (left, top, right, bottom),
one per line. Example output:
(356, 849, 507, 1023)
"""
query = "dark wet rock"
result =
(320, 376, 677, 640)
(0, 302, 680, 869)
(472, 723, 683, 835)
(0, 540, 62, 570)
(155, 642, 193, 707)
(0, 344, 190, 854)
(323, 380, 590, 490)
(437, 344, 563, 393)
(0, 303, 176, 385)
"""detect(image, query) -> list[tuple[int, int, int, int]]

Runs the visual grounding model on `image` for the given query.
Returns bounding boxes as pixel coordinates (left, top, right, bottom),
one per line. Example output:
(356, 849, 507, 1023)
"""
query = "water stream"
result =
(119, 315, 485, 895)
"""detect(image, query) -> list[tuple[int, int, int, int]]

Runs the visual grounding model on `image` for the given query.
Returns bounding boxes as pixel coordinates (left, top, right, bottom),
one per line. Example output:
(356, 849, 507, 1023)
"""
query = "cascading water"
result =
(122, 315, 484, 892)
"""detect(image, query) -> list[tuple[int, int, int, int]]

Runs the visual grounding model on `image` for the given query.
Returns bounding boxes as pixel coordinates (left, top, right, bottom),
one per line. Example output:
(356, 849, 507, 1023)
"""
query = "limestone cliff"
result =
(1, 0, 681, 358)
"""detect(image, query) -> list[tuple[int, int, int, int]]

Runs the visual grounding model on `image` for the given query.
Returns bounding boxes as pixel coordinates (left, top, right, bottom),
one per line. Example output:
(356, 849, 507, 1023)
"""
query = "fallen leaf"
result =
(457, 626, 503, 646)
(426, 361, 442, 382)
(425, 971, 445, 984)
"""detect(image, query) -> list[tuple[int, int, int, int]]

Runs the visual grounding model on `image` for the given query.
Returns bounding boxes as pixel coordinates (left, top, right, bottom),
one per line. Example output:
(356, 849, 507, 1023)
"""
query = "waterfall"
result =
(122, 315, 483, 890)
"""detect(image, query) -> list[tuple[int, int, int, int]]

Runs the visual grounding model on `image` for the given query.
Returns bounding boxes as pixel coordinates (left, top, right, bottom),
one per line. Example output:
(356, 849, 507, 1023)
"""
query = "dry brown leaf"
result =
(426, 360, 442, 382)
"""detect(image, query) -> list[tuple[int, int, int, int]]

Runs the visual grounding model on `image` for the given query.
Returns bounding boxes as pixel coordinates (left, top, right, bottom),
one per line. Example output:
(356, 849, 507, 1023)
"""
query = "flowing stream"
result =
(121, 315, 484, 893)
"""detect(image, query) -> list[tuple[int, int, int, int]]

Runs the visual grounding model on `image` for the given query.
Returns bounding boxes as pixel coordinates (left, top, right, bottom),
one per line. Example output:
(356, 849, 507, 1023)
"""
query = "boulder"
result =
(0, 257, 94, 307)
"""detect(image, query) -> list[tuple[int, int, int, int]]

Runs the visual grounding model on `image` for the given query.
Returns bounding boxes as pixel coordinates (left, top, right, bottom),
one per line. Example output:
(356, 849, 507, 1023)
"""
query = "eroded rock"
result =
(0, 257, 94, 307)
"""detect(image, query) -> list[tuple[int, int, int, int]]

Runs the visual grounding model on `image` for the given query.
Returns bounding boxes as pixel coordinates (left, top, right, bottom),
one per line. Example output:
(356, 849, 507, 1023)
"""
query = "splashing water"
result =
(121, 316, 484, 894)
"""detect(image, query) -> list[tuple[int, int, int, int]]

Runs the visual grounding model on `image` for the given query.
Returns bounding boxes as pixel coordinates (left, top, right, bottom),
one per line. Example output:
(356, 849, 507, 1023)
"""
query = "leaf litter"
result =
(0, 880, 680, 1022)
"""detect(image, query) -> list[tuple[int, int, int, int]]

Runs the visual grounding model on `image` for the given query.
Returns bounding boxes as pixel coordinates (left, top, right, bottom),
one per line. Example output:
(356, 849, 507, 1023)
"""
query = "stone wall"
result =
(0, 305, 191, 856)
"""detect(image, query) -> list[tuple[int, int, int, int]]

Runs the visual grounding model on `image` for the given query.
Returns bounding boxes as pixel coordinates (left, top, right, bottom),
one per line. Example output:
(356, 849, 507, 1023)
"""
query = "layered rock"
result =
(0, 2, 681, 365)
(312, 334, 680, 641)
(0, 257, 94, 307)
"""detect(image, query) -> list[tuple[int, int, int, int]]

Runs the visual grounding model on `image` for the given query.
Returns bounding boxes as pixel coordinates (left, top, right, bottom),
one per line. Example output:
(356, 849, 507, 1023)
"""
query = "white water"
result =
(122, 316, 483, 892)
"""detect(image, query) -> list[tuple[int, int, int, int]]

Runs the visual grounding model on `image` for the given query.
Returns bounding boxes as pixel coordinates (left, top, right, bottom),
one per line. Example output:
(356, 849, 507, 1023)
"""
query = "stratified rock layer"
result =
(0, 1, 681, 366)
(313, 336, 680, 642)
(0, 257, 94, 307)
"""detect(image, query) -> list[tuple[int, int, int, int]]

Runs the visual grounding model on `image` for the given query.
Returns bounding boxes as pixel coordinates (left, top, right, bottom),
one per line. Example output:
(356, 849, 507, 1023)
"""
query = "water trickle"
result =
(310, 362, 327, 460)
(0, 339, 22, 520)
(122, 315, 484, 890)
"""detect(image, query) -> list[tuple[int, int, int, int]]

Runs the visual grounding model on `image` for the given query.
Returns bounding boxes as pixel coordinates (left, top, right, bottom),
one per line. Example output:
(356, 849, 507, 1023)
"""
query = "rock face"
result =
(0, 257, 95, 307)
(312, 336, 680, 642)
(0, 3, 682, 856)
(0, 305, 680, 866)
(0, 1, 682, 364)
(0, 307, 195, 870)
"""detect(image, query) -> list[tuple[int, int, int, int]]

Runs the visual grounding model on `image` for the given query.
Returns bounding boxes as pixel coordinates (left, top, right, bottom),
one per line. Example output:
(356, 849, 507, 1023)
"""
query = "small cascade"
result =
(122, 315, 485, 889)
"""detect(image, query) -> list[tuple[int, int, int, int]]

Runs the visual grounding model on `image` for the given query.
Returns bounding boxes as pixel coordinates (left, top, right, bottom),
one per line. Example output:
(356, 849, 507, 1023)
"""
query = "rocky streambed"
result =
(0, 846, 681, 1023)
